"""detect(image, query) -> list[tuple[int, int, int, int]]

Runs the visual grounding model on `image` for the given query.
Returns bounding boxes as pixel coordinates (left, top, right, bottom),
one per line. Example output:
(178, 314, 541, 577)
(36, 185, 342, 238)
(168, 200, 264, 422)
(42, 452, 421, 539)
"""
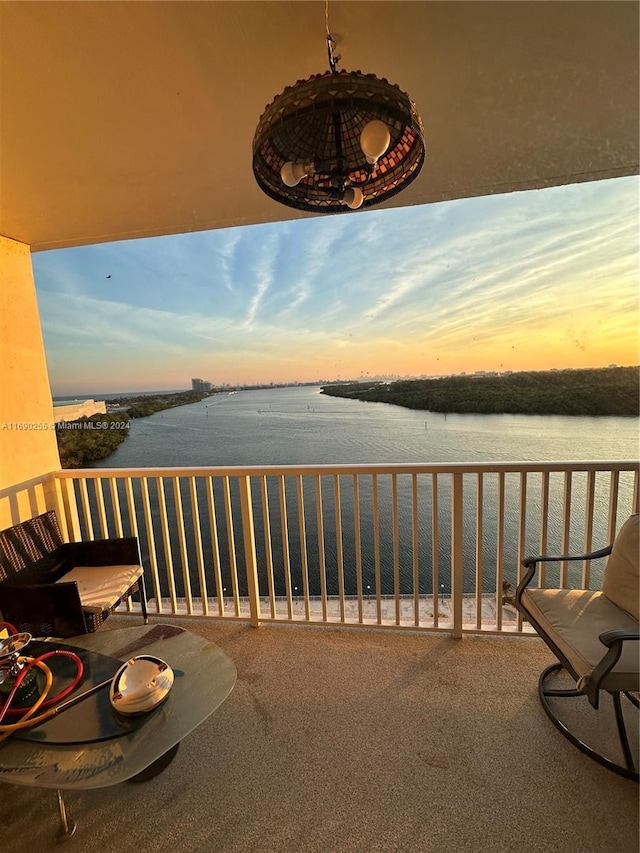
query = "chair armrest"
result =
(0, 581, 87, 638)
(599, 628, 640, 647)
(583, 628, 640, 708)
(516, 544, 613, 608)
(521, 544, 612, 568)
(3, 553, 71, 586)
(515, 563, 535, 604)
(59, 537, 140, 567)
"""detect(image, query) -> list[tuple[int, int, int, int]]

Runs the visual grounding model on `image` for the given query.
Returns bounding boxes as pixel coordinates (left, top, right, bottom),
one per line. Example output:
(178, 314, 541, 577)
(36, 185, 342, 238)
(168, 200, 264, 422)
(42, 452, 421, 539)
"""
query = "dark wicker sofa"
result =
(0, 510, 148, 638)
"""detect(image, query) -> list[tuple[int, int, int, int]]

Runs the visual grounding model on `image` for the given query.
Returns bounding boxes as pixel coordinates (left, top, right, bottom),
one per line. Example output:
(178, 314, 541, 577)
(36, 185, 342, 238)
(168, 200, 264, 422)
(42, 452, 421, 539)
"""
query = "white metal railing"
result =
(54, 461, 639, 636)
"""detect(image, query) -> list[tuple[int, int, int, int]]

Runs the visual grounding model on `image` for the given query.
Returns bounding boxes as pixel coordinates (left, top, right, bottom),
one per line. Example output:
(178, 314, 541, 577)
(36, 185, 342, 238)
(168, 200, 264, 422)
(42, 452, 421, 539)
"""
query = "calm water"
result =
(90, 385, 639, 468)
(87, 386, 638, 598)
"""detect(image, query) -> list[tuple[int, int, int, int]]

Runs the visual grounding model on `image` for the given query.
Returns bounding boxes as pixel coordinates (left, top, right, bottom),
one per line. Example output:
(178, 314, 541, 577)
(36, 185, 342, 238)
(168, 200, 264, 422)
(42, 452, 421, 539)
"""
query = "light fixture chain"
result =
(325, 0, 340, 73)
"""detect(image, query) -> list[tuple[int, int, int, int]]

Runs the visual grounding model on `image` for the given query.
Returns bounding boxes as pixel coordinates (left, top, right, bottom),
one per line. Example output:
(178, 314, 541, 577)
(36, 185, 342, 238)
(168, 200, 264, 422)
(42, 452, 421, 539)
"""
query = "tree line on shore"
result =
(56, 390, 215, 467)
(109, 389, 213, 418)
(321, 367, 639, 416)
(56, 413, 131, 468)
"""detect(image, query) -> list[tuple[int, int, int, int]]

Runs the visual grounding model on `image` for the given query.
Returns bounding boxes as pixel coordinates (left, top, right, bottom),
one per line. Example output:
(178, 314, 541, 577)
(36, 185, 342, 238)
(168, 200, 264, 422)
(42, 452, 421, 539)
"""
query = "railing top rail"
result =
(55, 460, 640, 479)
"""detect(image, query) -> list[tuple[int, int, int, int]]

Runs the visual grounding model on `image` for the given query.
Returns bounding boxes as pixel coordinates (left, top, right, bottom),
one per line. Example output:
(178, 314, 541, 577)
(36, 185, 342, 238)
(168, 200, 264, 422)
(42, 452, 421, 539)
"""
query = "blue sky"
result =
(32, 176, 639, 396)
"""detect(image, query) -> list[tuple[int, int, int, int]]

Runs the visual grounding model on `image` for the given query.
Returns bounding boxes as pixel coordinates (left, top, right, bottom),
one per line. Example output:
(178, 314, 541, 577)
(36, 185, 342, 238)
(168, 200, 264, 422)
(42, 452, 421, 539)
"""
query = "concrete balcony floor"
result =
(2, 616, 638, 853)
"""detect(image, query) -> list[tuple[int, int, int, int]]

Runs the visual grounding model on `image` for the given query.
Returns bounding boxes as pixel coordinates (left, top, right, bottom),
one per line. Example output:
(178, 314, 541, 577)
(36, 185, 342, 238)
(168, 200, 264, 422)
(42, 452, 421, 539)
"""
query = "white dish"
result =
(109, 655, 174, 715)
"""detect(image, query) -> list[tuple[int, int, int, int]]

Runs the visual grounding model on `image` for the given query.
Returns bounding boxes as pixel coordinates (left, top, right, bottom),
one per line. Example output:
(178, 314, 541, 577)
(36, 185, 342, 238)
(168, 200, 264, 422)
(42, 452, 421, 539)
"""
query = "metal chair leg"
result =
(539, 663, 639, 782)
(56, 789, 77, 841)
(613, 691, 636, 772)
(139, 573, 149, 624)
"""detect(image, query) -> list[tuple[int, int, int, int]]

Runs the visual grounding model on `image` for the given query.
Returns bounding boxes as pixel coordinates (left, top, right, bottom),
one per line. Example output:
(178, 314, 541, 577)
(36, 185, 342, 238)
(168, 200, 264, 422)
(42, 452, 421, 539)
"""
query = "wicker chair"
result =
(0, 510, 148, 638)
(516, 513, 639, 780)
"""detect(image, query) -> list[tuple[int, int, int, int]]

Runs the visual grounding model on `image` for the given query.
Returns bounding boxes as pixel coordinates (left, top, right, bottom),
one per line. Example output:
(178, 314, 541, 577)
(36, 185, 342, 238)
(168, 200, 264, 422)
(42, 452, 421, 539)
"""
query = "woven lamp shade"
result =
(252, 70, 425, 213)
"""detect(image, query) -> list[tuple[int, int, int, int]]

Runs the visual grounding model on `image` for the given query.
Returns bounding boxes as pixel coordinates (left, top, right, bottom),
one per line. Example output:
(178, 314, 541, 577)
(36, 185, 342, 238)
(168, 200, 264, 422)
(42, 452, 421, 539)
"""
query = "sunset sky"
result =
(32, 175, 639, 397)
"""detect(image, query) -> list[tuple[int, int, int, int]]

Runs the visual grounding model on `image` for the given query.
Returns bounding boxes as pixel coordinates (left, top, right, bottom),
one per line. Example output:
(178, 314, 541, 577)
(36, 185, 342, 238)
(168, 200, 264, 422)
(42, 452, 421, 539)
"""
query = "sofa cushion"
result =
(56, 564, 143, 614)
(602, 514, 639, 620)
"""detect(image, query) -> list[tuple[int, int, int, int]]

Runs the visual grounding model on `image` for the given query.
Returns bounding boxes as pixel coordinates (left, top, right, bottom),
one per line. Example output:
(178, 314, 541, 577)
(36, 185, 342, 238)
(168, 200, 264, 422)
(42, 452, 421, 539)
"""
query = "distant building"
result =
(52, 399, 106, 423)
(191, 378, 212, 392)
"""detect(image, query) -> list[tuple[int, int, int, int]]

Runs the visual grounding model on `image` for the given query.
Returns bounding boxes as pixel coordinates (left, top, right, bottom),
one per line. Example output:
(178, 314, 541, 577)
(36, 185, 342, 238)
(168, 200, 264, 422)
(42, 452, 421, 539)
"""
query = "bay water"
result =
(87, 386, 639, 598)
(90, 384, 639, 467)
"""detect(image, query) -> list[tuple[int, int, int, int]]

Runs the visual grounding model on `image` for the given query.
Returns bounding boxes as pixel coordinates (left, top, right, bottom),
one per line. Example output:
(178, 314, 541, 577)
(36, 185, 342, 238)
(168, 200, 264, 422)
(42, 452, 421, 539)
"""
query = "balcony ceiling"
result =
(0, 1, 638, 252)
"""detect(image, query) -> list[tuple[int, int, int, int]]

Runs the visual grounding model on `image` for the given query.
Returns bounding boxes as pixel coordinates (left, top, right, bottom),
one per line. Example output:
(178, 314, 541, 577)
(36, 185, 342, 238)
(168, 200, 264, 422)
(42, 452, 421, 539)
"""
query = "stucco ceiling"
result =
(0, 1, 638, 252)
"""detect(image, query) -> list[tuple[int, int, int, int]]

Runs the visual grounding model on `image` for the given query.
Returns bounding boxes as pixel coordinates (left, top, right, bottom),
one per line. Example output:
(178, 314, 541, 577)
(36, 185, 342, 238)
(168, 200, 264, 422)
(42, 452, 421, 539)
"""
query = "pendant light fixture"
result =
(252, 4, 425, 213)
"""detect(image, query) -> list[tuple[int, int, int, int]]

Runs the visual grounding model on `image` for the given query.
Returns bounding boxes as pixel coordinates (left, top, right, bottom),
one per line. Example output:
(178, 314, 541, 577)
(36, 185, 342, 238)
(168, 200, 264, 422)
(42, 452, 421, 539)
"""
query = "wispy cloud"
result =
(32, 176, 639, 394)
(240, 230, 281, 329)
(217, 231, 242, 292)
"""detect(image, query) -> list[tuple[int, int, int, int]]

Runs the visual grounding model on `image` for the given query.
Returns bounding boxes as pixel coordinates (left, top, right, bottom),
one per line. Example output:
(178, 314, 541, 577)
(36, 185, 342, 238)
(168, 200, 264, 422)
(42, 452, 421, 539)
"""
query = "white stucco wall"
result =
(53, 400, 106, 422)
(0, 236, 61, 527)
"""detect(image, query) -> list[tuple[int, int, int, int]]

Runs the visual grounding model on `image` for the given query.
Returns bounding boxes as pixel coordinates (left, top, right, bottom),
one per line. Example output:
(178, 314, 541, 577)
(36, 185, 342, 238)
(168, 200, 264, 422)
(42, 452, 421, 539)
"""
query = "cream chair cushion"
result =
(56, 564, 143, 614)
(521, 587, 639, 693)
(602, 513, 639, 620)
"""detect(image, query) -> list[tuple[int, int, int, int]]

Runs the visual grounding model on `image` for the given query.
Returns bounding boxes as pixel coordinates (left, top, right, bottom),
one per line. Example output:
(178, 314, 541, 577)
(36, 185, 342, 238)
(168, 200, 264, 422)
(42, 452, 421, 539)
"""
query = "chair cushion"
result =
(56, 565, 143, 614)
(521, 587, 639, 692)
(602, 513, 639, 620)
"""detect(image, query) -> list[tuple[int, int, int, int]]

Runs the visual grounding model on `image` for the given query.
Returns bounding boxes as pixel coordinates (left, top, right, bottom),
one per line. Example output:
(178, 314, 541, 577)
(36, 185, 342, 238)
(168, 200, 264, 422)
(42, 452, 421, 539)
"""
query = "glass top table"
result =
(0, 624, 237, 791)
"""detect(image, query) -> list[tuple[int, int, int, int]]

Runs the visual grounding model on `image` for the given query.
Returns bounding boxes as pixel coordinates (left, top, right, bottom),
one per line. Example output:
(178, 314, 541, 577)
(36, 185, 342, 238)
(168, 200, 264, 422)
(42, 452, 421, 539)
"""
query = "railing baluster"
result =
(315, 475, 327, 623)
(451, 472, 464, 639)
(475, 473, 483, 630)
(539, 471, 550, 588)
(238, 475, 261, 627)
(516, 472, 527, 631)
(334, 475, 345, 622)
(206, 476, 225, 617)
(140, 477, 162, 613)
(432, 473, 439, 628)
(222, 476, 240, 616)
(59, 476, 81, 541)
(109, 478, 123, 538)
(189, 477, 208, 616)
(173, 477, 193, 615)
(278, 475, 293, 619)
(109, 477, 134, 613)
(78, 479, 93, 540)
(607, 469, 620, 542)
(353, 474, 363, 624)
(412, 474, 420, 627)
(560, 472, 572, 588)
(495, 472, 505, 631)
(124, 477, 138, 538)
(95, 478, 108, 538)
(157, 477, 178, 613)
(583, 470, 596, 588)
(260, 476, 276, 619)
(296, 475, 310, 621)
(391, 474, 400, 625)
(372, 474, 382, 624)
